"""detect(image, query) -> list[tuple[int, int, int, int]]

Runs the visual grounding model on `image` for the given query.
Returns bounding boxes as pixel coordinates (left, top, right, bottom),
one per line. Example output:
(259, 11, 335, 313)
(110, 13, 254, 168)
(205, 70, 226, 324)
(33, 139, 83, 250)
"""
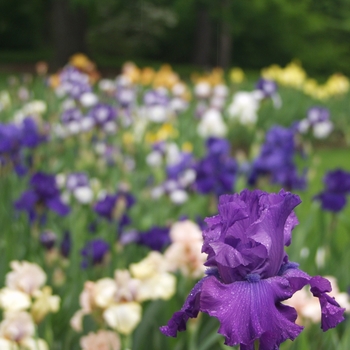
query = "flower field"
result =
(1, 55, 350, 350)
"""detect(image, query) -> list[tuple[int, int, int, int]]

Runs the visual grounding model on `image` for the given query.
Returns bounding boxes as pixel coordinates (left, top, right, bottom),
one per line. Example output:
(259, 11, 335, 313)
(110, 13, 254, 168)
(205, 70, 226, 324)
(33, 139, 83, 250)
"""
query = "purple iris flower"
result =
(59, 66, 92, 99)
(21, 117, 46, 148)
(314, 169, 350, 212)
(136, 226, 171, 251)
(40, 230, 57, 250)
(255, 78, 278, 98)
(144, 89, 169, 106)
(0, 122, 25, 174)
(167, 152, 193, 179)
(60, 108, 84, 125)
(194, 137, 237, 196)
(87, 103, 117, 127)
(15, 172, 70, 222)
(248, 126, 306, 190)
(94, 191, 135, 233)
(307, 106, 330, 125)
(81, 238, 110, 268)
(116, 88, 136, 108)
(66, 172, 89, 191)
(160, 189, 344, 349)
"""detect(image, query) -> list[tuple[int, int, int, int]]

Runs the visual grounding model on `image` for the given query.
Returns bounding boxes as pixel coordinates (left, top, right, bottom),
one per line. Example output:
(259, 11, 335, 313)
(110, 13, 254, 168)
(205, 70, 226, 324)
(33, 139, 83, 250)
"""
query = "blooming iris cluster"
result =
(71, 252, 176, 335)
(160, 189, 344, 349)
(194, 137, 237, 197)
(147, 141, 196, 204)
(0, 261, 60, 350)
(248, 125, 306, 190)
(15, 172, 70, 222)
(314, 169, 350, 212)
(57, 66, 92, 100)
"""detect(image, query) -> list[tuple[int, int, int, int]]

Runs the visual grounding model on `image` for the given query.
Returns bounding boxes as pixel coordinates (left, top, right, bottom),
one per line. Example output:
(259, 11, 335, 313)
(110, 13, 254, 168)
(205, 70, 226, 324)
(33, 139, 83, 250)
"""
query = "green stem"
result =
(120, 333, 132, 350)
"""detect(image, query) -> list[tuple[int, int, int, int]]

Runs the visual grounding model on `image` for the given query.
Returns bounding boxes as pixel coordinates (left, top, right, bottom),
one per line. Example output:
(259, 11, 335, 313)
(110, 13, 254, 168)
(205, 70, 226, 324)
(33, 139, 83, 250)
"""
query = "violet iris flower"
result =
(255, 78, 278, 98)
(0, 122, 25, 174)
(248, 126, 306, 190)
(144, 89, 169, 106)
(15, 172, 70, 222)
(160, 189, 344, 349)
(21, 117, 46, 148)
(81, 238, 110, 268)
(307, 106, 330, 124)
(59, 66, 92, 99)
(194, 137, 237, 197)
(87, 103, 117, 127)
(66, 172, 90, 191)
(314, 169, 350, 212)
(94, 191, 135, 233)
(136, 226, 171, 251)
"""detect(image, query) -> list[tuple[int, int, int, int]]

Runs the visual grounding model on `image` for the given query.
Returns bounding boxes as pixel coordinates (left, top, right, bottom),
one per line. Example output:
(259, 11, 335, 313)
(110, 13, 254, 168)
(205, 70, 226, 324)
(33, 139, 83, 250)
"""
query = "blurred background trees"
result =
(0, 0, 350, 75)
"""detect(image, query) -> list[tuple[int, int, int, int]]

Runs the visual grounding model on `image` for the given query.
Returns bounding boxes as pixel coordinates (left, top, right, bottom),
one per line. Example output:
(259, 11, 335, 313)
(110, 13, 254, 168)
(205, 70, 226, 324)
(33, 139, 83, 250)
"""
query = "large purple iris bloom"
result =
(248, 126, 306, 191)
(160, 189, 344, 349)
(314, 169, 350, 212)
(194, 137, 237, 197)
(15, 172, 70, 222)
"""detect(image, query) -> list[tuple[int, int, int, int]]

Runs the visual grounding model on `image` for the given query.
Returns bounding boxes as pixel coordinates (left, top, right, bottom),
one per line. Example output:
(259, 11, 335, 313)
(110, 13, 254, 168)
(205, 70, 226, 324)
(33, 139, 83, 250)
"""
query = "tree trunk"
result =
(192, 4, 213, 68)
(217, 0, 232, 69)
(51, 0, 88, 69)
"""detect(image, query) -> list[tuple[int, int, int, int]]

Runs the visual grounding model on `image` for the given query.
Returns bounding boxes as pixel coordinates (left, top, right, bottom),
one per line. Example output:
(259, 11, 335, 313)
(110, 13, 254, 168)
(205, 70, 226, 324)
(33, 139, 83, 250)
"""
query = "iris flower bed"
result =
(0, 55, 350, 350)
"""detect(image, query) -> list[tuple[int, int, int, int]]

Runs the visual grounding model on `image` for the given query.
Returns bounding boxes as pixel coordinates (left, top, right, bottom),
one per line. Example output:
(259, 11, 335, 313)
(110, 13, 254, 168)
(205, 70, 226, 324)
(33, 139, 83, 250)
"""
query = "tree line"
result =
(1, 0, 350, 75)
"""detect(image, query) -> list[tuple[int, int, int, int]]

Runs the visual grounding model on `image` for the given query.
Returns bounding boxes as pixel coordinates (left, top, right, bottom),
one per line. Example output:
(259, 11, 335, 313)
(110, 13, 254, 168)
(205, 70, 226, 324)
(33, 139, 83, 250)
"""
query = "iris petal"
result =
(159, 277, 206, 337)
(310, 276, 345, 331)
(200, 276, 302, 348)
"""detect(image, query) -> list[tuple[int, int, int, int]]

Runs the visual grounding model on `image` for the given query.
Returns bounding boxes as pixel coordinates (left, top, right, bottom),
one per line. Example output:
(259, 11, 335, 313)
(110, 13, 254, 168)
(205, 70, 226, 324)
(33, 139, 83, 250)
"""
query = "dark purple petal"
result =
(136, 226, 170, 251)
(160, 278, 206, 337)
(46, 197, 70, 216)
(310, 276, 345, 331)
(324, 169, 350, 193)
(14, 190, 38, 211)
(314, 192, 347, 212)
(81, 238, 110, 267)
(200, 276, 302, 348)
(60, 231, 71, 258)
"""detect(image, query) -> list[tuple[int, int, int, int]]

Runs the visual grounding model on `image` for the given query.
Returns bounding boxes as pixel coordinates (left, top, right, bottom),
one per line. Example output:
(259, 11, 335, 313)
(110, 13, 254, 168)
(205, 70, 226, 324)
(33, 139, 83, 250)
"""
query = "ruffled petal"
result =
(310, 276, 345, 331)
(279, 262, 310, 292)
(200, 276, 302, 348)
(246, 191, 301, 277)
(159, 277, 206, 337)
